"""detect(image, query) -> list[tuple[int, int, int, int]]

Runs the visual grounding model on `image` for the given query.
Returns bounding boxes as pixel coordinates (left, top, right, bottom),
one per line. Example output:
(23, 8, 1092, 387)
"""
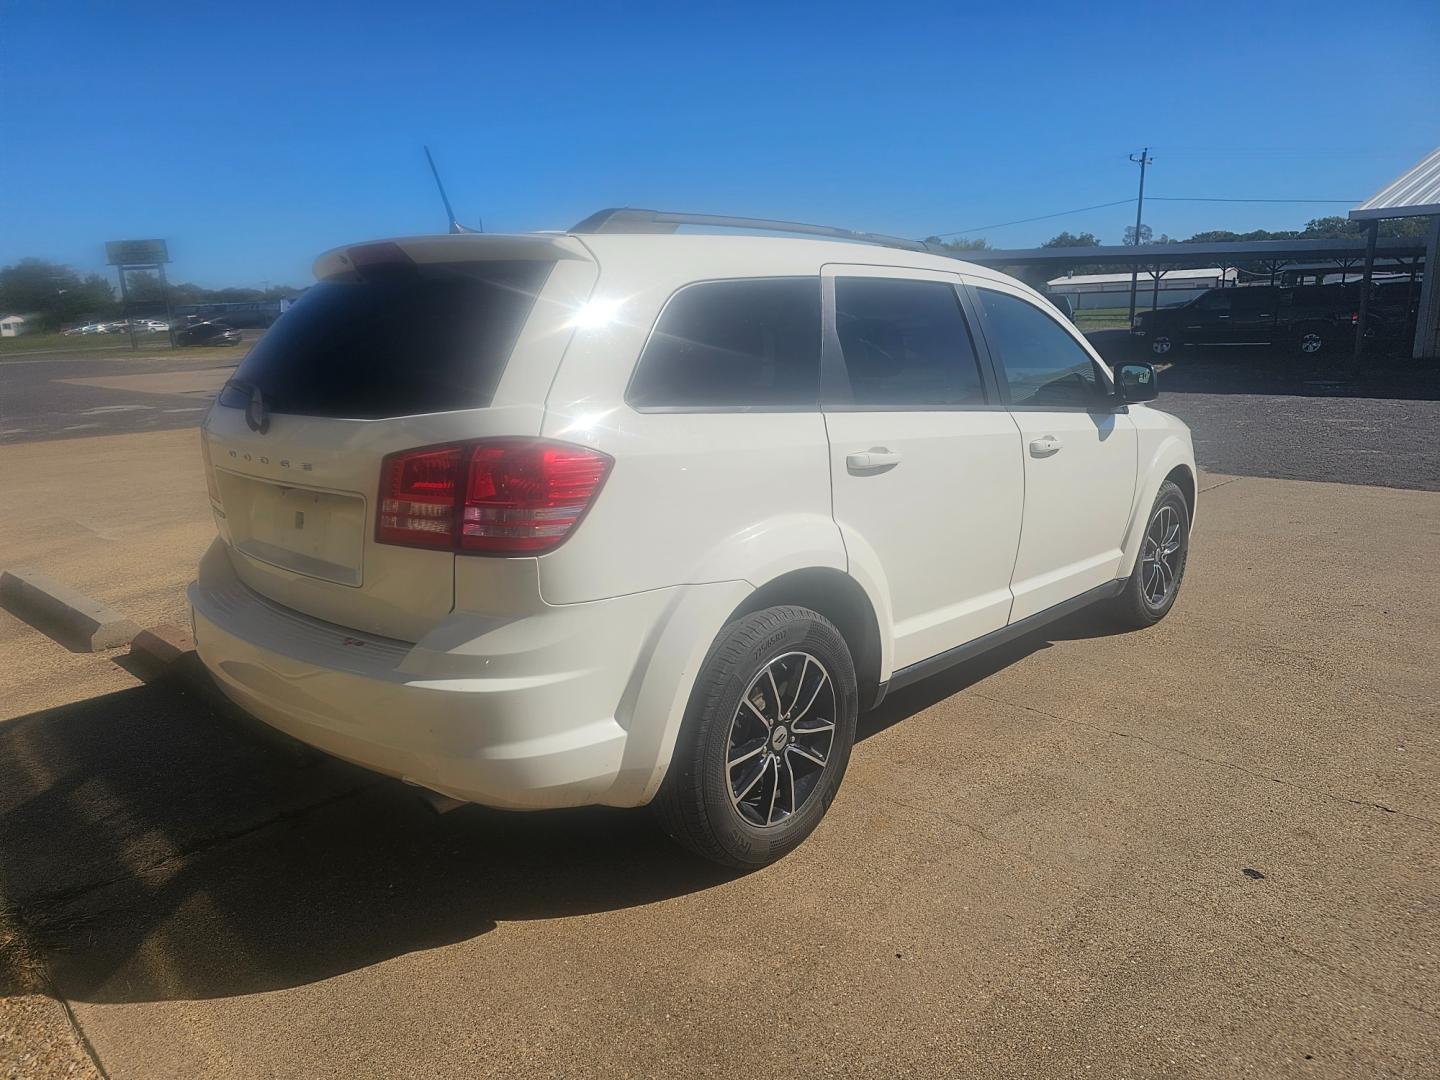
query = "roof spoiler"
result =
(313, 233, 592, 281)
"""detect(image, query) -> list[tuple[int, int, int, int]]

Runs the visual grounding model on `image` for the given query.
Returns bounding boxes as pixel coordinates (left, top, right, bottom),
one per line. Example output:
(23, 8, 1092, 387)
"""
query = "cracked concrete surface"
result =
(1, 431, 1438, 1077)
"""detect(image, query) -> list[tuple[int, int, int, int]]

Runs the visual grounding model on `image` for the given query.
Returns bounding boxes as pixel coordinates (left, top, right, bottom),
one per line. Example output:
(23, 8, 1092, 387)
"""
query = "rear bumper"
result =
(189, 540, 728, 810)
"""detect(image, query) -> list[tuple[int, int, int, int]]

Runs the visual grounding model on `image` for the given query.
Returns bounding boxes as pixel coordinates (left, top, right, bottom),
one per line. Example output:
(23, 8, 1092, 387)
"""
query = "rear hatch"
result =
(201, 234, 596, 641)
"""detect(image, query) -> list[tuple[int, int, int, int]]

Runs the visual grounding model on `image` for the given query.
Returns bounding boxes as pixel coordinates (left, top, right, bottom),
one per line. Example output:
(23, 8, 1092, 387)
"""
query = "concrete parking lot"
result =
(2, 356, 1439, 1078)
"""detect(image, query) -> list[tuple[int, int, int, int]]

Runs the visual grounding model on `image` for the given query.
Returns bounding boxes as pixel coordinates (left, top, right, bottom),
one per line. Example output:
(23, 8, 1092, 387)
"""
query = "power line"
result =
(928, 198, 1135, 238)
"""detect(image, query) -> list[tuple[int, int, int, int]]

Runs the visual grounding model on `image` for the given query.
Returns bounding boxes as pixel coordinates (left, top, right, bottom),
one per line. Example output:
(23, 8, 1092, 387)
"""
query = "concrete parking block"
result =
(129, 622, 195, 666)
(0, 568, 140, 652)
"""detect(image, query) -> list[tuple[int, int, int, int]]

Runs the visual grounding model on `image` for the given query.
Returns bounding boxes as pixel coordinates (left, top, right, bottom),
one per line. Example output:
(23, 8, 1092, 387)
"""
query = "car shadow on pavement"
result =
(0, 611, 1119, 1005)
(857, 607, 1118, 743)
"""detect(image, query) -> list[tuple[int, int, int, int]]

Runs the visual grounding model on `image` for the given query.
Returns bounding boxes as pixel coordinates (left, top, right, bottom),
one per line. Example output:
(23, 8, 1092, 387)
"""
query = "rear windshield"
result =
(219, 259, 553, 419)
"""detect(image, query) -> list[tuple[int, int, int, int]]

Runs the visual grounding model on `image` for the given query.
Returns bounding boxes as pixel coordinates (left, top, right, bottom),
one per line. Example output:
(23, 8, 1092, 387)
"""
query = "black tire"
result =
(653, 605, 858, 869)
(1108, 480, 1190, 629)
(1149, 334, 1174, 358)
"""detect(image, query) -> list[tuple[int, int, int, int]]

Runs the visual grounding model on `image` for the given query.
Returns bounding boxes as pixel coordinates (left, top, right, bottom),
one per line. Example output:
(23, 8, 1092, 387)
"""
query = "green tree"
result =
(1298, 214, 1432, 240)
(0, 259, 116, 330)
(1042, 231, 1101, 248)
(1123, 223, 1153, 246)
(923, 236, 990, 252)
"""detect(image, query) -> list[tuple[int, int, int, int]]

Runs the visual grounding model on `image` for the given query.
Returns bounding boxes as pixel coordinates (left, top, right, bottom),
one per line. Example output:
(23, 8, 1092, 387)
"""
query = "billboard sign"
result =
(105, 239, 169, 266)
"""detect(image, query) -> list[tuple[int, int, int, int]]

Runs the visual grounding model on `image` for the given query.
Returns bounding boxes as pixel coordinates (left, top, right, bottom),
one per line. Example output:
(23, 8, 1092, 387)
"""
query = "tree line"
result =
(3, 214, 1430, 330)
(0, 258, 300, 332)
(924, 214, 1430, 255)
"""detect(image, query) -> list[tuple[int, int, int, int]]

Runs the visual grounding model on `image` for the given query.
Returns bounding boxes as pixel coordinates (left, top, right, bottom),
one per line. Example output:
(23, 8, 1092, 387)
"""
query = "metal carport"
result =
(959, 235, 1429, 360)
(1348, 147, 1440, 361)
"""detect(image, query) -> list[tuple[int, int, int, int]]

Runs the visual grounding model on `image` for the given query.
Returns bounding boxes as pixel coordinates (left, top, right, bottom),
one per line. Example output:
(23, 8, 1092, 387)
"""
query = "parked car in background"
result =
(1364, 279, 1424, 355)
(1132, 283, 1359, 357)
(175, 320, 241, 346)
(190, 216, 1197, 868)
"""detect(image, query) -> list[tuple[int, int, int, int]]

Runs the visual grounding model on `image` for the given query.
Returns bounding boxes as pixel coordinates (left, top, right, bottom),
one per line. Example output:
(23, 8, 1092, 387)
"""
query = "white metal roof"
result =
(1047, 267, 1231, 287)
(1350, 147, 1440, 221)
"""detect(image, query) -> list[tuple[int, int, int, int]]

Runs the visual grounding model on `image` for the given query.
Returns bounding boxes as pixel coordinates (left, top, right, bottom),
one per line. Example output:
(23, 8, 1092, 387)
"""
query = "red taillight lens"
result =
(377, 445, 463, 549)
(1351, 312, 1359, 325)
(376, 439, 611, 556)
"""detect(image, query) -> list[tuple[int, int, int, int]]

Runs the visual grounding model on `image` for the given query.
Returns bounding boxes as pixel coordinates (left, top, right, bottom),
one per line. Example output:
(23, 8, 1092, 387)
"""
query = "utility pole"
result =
(1127, 147, 1152, 328)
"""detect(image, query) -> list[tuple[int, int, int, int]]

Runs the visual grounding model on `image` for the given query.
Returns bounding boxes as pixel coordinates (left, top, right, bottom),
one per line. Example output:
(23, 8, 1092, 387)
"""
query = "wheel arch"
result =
(1165, 462, 1196, 524)
(1119, 434, 1198, 575)
(729, 568, 885, 712)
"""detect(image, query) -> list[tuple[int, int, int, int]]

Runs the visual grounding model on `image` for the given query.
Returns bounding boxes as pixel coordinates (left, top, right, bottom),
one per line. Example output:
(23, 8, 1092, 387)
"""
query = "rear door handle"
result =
(846, 448, 902, 472)
(1029, 436, 1062, 457)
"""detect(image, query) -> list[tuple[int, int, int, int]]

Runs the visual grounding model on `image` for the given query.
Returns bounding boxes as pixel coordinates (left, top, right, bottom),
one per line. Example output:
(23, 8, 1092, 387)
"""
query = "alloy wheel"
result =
(1140, 504, 1183, 608)
(1300, 332, 1323, 354)
(1151, 336, 1172, 356)
(726, 651, 836, 828)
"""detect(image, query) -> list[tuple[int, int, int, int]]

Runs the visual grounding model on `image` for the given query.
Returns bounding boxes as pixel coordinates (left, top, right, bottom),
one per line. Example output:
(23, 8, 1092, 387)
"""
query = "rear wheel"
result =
(1108, 480, 1190, 629)
(1295, 324, 1328, 356)
(654, 606, 858, 869)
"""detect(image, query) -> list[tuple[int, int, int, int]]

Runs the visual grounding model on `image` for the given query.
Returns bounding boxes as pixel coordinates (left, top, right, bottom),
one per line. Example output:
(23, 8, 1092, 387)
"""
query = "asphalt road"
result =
(2, 460, 1437, 1078)
(5, 338, 1438, 490)
(0, 352, 239, 444)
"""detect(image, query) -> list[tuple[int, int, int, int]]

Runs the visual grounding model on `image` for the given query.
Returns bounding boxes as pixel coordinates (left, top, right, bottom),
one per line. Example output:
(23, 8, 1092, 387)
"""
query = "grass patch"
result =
(1073, 307, 1135, 331)
(0, 331, 176, 355)
(0, 334, 248, 362)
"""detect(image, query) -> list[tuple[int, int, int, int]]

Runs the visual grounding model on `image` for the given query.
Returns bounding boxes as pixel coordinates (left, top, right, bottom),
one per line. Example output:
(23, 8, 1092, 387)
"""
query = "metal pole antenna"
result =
(425, 145, 461, 233)
(1127, 148, 1152, 327)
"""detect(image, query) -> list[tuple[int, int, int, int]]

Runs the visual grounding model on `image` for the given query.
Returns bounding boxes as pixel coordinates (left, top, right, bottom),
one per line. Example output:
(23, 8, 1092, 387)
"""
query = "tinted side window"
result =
(1197, 291, 1232, 311)
(1230, 287, 1275, 312)
(976, 288, 1102, 408)
(627, 278, 820, 408)
(833, 278, 986, 406)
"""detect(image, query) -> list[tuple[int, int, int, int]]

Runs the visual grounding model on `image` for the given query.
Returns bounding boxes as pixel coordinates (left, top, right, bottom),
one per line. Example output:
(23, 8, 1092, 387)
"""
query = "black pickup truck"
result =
(1131, 283, 1358, 357)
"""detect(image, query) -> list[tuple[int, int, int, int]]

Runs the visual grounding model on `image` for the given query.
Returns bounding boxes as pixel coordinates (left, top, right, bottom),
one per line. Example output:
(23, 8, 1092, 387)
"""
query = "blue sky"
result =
(3, 0, 1437, 288)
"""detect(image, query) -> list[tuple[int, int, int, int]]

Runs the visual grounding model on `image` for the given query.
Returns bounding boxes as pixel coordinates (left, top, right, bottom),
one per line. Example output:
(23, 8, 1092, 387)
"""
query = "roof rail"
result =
(569, 208, 931, 253)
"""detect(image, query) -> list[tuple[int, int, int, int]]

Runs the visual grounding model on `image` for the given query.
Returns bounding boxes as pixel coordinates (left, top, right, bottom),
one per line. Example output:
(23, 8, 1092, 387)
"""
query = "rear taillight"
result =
(1351, 312, 1359, 325)
(376, 439, 612, 556)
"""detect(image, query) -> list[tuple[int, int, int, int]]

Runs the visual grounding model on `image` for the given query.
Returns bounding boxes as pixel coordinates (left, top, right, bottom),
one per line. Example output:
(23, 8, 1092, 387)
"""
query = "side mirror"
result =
(1114, 361, 1158, 404)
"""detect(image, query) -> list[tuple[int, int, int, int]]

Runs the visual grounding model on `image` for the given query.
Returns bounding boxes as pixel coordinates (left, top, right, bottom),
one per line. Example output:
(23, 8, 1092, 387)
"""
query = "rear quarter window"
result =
(220, 259, 553, 420)
(626, 277, 821, 409)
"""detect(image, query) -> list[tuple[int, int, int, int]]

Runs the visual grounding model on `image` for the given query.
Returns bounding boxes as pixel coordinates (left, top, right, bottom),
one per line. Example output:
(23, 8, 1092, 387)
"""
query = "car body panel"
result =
(192, 229, 1198, 812)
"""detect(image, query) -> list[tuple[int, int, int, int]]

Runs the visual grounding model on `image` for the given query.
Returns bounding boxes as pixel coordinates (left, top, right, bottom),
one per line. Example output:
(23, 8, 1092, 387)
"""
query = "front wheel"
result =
(1150, 334, 1174, 357)
(1108, 480, 1191, 629)
(653, 606, 858, 869)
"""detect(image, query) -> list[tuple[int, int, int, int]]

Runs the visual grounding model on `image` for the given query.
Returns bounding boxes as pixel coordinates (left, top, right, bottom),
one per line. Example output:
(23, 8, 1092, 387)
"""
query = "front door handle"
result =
(846, 448, 902, 473)
(1029, 436, 1062, 457)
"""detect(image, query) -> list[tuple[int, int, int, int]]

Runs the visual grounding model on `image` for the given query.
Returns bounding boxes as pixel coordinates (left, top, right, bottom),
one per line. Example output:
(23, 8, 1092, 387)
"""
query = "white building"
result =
(1048, 266, 1235, 293)
(1045, 267, 1237, 312)
(0, 314, 31, 337)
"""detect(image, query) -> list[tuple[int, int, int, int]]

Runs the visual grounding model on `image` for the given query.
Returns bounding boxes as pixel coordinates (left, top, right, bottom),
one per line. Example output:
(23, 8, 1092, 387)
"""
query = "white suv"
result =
(190, 211, 1195, 868)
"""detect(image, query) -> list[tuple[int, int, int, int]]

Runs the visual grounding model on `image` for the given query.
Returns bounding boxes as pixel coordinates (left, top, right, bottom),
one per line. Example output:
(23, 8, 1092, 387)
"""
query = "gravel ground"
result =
(1157, 390, 1440, 491)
